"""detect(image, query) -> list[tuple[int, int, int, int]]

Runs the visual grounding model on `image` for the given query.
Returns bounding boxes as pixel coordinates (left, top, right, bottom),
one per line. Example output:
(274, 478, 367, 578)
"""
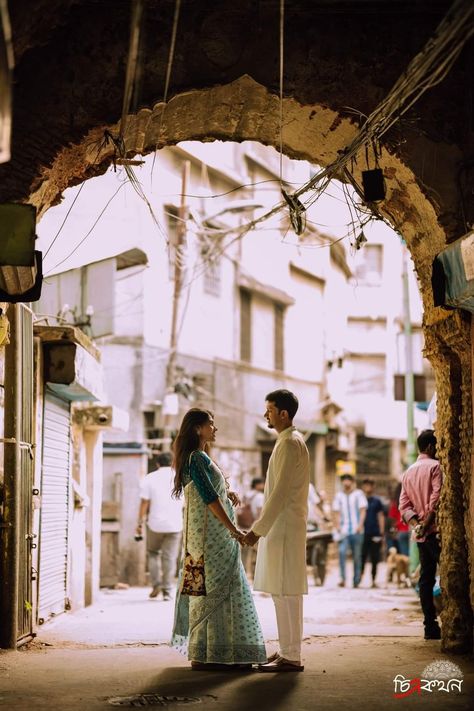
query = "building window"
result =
(348, 354, 386, 395)
(274, 303, 284, 371)
(240, 288, 252, 362)
(143, 410, 162, 442)
(354, 244, 383, 285)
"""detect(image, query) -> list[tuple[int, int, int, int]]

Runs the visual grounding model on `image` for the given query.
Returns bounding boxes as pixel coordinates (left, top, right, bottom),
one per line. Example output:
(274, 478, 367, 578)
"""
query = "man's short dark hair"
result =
(251, 477, 265, 489)
(417, 429, 436, 453)
(362, 477, 375, 486)
(340, 474, 354, 482)
(157, 451, 173, 467)
(265, 389, 299, 419)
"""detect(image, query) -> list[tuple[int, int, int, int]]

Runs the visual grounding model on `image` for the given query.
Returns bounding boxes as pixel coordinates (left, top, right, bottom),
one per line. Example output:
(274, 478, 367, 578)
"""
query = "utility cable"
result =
(194, 0, 474, 243)
(151, 0, 182, 182)
(119, 0, 145, 139)
(44, 181, 127, 275)
(279, 0, 285, 186)
(43, 182, 86, 259)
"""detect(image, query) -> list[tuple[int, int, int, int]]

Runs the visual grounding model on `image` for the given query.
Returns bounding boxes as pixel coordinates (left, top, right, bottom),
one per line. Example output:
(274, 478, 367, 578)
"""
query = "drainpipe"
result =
(402, 244, 417, 465)
(0, 304, 21, 648)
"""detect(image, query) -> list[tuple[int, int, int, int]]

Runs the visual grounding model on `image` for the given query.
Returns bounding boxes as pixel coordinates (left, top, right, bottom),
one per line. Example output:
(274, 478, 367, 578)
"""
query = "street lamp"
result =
(194, 199, 264, 228)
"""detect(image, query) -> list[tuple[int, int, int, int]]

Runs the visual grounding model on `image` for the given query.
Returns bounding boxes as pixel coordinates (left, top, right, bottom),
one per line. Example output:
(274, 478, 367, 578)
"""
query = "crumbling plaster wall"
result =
(2, 0, 473, 652)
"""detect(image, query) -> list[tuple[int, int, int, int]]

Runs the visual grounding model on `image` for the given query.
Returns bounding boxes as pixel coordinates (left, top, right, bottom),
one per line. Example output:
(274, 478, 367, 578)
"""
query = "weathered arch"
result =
(25, 75, 473, 652)
(30, 76, 446, 303)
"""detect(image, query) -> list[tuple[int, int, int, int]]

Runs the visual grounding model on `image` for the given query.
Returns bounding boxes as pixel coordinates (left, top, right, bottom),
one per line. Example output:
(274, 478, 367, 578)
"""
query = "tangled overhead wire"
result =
(281, 189, 306, 236)
(209, 0, 474, 244)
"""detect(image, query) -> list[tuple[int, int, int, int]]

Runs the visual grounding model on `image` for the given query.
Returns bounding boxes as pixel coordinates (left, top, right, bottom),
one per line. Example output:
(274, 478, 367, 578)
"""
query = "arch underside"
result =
(32, 76, 444, 311)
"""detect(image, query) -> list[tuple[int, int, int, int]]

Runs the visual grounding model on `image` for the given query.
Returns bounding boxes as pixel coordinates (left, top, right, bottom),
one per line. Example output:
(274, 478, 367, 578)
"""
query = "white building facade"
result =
(35, 140, 432, 584)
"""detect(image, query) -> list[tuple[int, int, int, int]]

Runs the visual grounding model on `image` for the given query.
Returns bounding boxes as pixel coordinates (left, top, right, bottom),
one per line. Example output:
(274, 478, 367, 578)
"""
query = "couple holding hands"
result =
(171, 389, 310, 673)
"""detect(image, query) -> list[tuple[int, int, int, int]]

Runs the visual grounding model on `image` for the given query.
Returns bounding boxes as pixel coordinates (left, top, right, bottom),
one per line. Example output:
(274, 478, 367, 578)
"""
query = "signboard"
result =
(336, 459, 356, 476)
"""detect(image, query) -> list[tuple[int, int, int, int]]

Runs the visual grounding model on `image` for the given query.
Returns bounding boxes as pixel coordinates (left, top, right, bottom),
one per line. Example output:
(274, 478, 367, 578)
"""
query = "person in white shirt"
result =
(332, 474, 368, 588)
(243, 389, 310, 673)
(136, 451, 183, 600)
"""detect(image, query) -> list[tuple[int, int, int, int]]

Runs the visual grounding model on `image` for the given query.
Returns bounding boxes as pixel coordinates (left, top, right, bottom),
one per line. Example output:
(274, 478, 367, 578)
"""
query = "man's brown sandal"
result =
(265, 652, 281, 664)
(257, 657, 304, 672)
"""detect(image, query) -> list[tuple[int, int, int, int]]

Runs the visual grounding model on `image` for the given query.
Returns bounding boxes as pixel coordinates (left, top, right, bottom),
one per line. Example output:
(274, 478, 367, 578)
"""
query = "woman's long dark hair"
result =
(172, 408, 213, 498)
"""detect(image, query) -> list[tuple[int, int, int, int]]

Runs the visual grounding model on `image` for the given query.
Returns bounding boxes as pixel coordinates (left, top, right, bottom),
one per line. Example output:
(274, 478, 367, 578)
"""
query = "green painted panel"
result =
(0, 203, 36, 266)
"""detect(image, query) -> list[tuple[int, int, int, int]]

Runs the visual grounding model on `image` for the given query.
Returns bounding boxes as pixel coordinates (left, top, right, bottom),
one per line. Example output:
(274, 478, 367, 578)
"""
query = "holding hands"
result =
(229, 528, 260, 546)
(230, 528, 245, 544)
(242, 530, 260, 547)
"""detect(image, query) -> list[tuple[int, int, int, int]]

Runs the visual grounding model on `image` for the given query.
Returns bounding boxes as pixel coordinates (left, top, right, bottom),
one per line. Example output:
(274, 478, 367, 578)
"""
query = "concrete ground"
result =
(0, 563, 472, 710)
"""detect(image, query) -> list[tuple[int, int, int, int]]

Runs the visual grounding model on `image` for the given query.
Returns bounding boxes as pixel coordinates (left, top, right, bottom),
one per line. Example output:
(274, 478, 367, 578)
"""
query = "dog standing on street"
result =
(386, 546, 410, 587)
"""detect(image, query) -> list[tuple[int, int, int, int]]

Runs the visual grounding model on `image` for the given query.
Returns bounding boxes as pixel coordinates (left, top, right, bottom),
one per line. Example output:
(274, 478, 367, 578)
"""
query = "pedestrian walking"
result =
(399, 429, 442, 640)
(136, 451, 183, 601)
(243, 389, 310, 672)
(332, 474, 368, 588)
(360, 477, 385, 588)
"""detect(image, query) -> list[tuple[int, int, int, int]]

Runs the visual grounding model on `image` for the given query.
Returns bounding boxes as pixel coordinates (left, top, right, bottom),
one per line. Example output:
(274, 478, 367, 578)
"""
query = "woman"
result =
(170, 408, 267, 670)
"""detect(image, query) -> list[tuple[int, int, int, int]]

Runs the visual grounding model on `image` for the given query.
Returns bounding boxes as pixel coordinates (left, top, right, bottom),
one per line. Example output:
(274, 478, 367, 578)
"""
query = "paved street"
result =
(0, 562, 473, 710)
(34, 562, 423, 648)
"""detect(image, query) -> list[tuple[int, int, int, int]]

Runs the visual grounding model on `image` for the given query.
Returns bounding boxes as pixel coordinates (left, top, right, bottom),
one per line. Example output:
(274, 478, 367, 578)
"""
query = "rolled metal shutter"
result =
(37, 391, 71, 623)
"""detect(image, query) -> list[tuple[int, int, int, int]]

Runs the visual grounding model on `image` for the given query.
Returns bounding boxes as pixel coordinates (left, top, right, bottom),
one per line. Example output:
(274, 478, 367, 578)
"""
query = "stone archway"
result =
(20, 75, 474, 653)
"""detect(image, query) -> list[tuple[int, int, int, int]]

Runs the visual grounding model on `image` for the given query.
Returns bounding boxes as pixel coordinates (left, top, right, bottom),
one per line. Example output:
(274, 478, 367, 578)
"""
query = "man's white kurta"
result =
(252, 426, 310, 595)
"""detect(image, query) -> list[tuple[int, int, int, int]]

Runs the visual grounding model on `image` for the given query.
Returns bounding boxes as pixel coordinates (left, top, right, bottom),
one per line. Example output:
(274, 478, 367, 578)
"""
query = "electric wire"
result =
(119, 0, 145, 139)
(151, 0, 182, 181)
(43, 182, 86, 259)
(41, 0, 473, 281)
(44, 181, 127, 275)
(185, 0, 474, 243)
(278, 0, 285, 186)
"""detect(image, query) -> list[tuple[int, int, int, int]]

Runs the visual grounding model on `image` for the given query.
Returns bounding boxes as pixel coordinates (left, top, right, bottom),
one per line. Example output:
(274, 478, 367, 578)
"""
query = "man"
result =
(332, 474, 367, 588)
(399, 429, 442, 640)
(243, 389, 309, 672)
(136, 451, 183, 601)
(360, 477, 385, 588)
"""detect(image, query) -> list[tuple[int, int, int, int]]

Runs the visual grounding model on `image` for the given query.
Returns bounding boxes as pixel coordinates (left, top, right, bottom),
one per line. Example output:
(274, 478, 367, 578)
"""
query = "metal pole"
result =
(402, 244, 417, 465)
(164, 160, 190, 448)
(166, 160, 189, 390)
(0, 304, 21, 648)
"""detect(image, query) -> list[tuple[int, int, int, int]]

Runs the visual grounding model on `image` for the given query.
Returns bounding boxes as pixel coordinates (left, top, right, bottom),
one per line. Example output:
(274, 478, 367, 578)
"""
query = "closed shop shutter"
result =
(37, 392, 71, 623)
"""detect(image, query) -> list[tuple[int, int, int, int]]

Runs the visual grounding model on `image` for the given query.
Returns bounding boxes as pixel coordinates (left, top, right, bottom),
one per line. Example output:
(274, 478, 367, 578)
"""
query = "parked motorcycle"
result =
(306, 523, 333, 586)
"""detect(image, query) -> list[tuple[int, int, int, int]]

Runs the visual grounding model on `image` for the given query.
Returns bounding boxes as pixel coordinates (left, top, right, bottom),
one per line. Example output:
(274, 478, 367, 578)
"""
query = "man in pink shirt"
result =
(399, 429, 442, 640)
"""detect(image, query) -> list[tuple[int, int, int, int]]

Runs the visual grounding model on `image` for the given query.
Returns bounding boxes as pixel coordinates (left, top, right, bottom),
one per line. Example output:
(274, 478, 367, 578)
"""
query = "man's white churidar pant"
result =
(272, 594, 303, 661)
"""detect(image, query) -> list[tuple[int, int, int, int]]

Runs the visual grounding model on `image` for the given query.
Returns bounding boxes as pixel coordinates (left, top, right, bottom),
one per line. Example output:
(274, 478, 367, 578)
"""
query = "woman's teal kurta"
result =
(171, 450, 267, 664)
